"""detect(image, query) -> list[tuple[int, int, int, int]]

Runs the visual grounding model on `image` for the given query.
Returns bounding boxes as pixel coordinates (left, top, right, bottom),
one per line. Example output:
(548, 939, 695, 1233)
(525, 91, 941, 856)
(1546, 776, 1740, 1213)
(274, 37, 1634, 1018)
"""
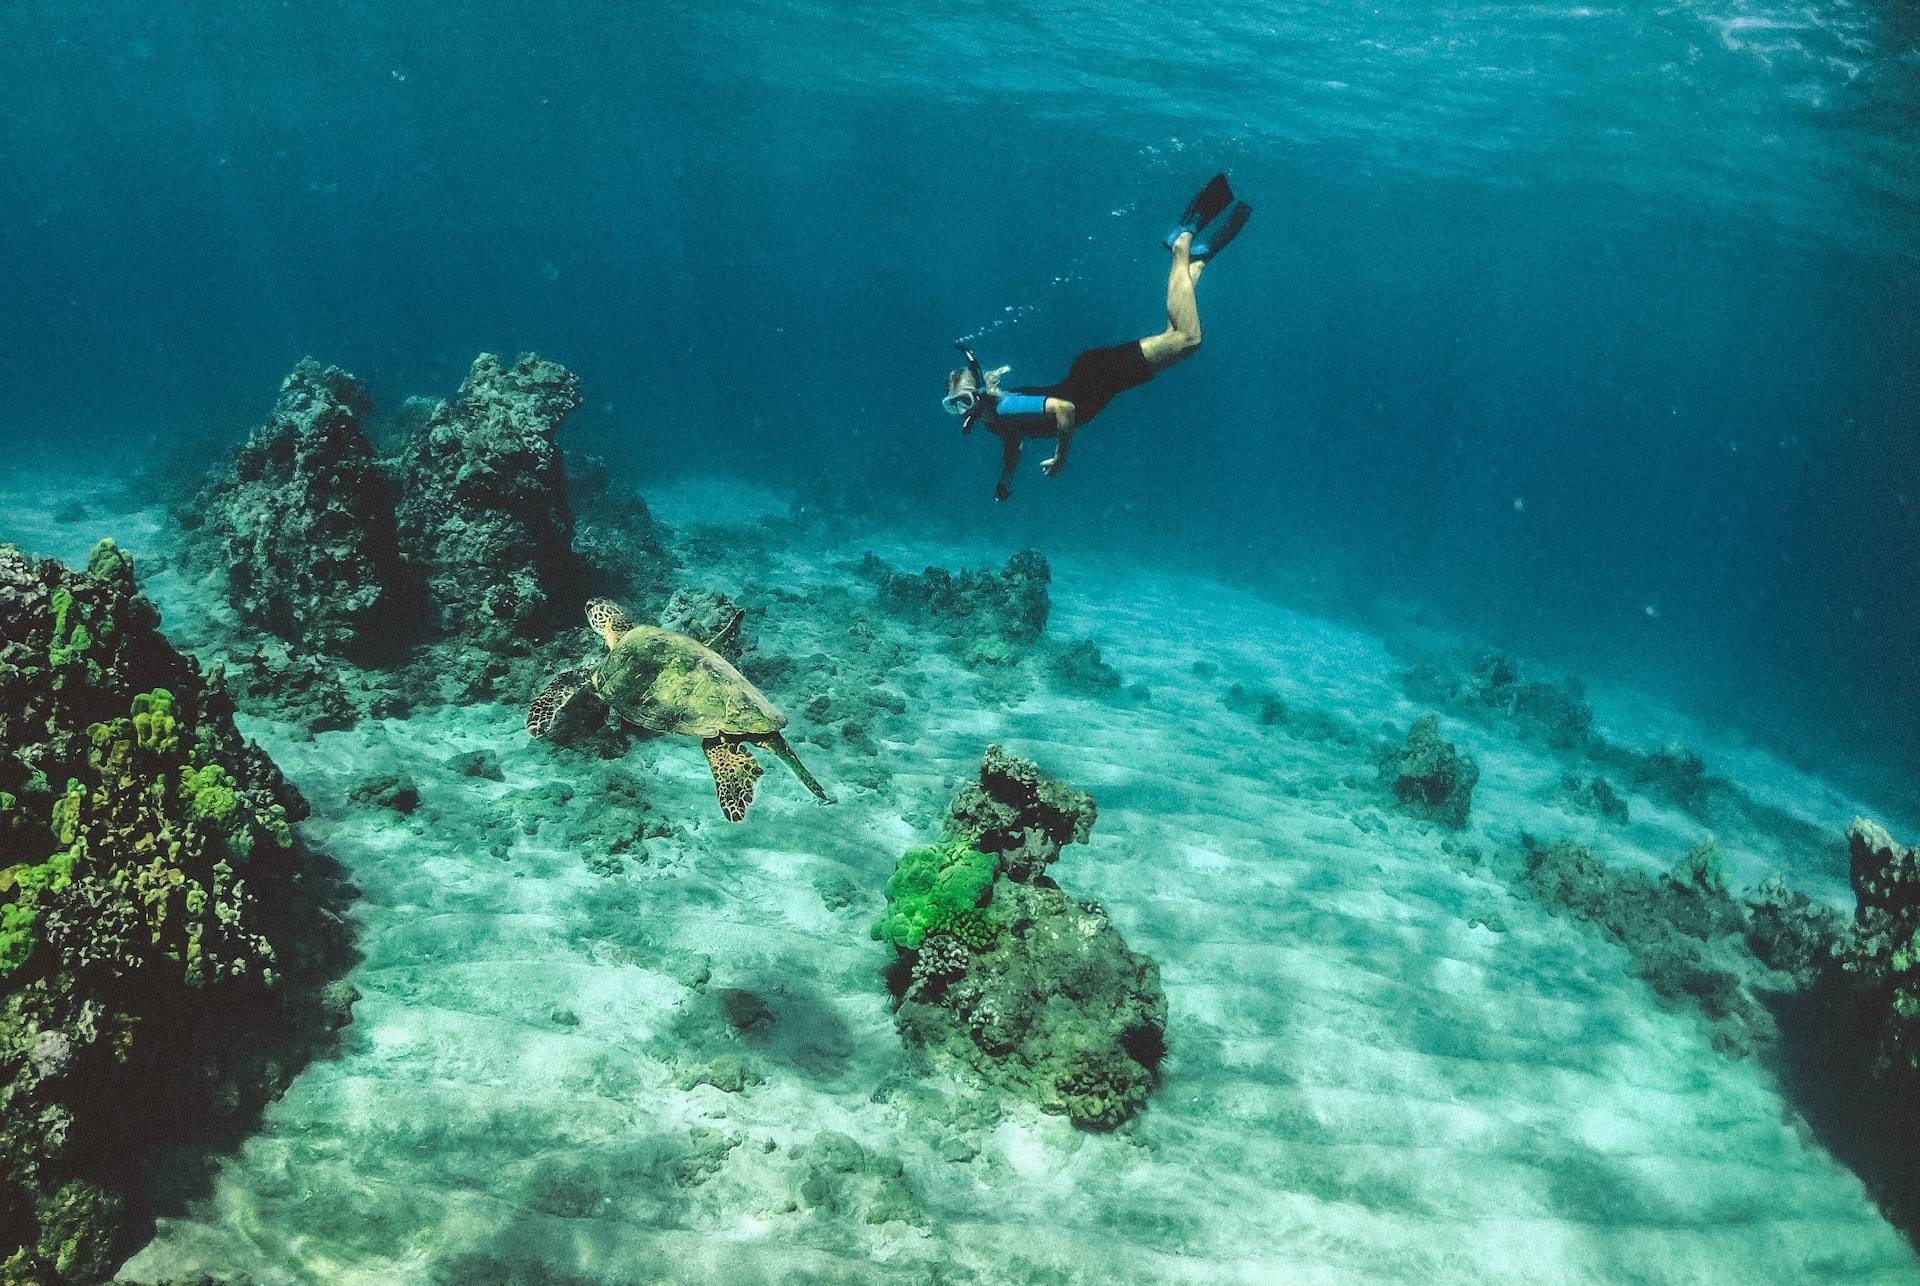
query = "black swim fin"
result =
(1189, 200, 1251, 262)
(1164, 173, 1234, 249)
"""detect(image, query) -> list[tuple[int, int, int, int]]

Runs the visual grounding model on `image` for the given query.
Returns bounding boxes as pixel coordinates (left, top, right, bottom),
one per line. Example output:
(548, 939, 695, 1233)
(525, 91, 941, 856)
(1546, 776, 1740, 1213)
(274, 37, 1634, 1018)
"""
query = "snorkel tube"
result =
(947, 340, 989, 434)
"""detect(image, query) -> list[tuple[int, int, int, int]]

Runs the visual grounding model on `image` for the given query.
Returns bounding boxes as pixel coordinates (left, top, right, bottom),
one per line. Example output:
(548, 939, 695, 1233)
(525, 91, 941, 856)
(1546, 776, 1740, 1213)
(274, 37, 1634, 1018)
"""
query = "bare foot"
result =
(1041, 457, 1062, 476)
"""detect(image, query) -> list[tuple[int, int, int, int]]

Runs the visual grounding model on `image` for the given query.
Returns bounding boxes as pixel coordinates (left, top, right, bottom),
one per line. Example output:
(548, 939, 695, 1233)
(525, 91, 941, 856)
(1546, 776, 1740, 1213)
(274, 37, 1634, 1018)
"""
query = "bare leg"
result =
(1139, 233, 1205, 371)
(994, 433, 1022, 501)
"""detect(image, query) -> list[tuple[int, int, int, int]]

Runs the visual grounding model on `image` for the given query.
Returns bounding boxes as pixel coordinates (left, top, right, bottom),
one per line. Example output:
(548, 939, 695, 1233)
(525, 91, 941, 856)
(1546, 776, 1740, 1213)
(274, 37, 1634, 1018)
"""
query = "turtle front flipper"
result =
(754, 732, 834, 805)
(703, 736, 764, 822)
(528, 665, 596, 739)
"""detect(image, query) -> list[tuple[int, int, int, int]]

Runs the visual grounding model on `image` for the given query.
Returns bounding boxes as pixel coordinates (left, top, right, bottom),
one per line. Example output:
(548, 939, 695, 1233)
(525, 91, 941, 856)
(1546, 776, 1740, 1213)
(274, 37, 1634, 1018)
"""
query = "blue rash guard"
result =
(988, 391, 1052, 429)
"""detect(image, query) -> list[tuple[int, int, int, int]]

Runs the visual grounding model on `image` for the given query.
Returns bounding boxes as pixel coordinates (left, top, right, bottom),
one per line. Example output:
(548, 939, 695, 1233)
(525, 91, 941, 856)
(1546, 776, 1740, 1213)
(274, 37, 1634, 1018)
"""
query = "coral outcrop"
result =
(1839, 818, 1920, 1077)
(390, 353, 587, 649)
(1514, 835, 1771, 1057)
(1380, 714, 1479, 829)
(878, 748, 1164, 1131)
(185, 360, 404, 658)
(0, 541, 351, 1283)
(1402, 650, 1594, 751)
(186, 355, 678, 723)
(868, 550, 1050, 666)
(941, 743, 1096, 883)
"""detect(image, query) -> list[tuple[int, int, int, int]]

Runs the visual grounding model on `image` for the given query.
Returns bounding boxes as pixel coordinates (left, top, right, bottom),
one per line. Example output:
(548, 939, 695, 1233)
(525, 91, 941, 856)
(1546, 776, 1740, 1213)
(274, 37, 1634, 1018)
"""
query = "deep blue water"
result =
(2, 0, 1916, 794)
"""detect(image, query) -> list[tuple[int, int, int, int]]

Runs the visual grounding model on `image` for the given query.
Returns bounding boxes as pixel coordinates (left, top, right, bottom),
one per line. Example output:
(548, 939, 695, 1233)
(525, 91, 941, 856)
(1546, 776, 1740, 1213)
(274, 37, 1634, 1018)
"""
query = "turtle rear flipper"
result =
(528, 665, 596, 739)
(755, 732, 833, 805)
(703, 737, 764, 822)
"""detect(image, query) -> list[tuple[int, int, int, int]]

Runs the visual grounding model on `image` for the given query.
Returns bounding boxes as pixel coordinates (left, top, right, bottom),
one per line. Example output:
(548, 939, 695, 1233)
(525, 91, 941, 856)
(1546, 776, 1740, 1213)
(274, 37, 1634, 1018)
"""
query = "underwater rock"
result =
(1628, 741, 1712, 818)
(390, 352, 587, 650)
(347, 771, 421, 814)
(1402, 650, 1594, 751)
(942, 743, 1097, 884)
(867, 549, 1050, 666)
(1837, 818, 1920, 1077)
(1380, 714, 1479, 829)
(785, 1132, 920, 1226)
(0, 540, 352, 1284)
(443, 748, 505, 781)
(185, 359, 406, 659)
(1743, 875, 1844, 989)
(658, 587, 748, 661)
(1559, 772, 1630, 823)
(1515, 835, 1771, 1058)
(879, 749, 1165, 1132)
(567, 454, 677, 615)
(1045, 638, 1122, 695)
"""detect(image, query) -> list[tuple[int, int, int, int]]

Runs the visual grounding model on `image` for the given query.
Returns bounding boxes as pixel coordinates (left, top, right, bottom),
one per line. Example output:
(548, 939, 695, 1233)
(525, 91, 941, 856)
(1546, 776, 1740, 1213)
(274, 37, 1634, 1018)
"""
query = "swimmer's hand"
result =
(994, 482, 1012, 503)
(1041, 456, 1062, 477)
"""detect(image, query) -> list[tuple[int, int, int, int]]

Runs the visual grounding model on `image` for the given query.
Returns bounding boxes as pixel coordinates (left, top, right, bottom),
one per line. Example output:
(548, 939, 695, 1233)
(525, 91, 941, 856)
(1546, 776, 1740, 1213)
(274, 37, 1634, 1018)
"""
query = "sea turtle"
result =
(527, 598, 832, 821)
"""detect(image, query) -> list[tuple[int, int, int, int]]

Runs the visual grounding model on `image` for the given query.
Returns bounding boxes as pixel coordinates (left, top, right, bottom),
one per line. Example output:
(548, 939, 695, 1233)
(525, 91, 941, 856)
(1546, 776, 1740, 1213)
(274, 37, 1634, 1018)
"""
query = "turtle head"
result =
(585, 598, 634, 649)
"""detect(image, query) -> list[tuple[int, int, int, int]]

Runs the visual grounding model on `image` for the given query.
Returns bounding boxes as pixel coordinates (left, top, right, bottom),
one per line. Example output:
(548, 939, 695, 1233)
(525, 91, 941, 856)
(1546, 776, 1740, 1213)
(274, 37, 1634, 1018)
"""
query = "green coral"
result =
(132, 688, 180, 755)
(180, 762, 239, 827)
(872, 842, 999, 951)
(48, 588, 91, 667)
(0, 901, 40, 980)
(926, 904, 999, 950)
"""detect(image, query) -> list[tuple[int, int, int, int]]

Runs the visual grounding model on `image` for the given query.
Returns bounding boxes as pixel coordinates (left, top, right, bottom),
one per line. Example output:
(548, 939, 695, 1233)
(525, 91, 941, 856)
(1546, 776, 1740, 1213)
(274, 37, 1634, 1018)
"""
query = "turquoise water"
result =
(2, 2, 1919, 1281)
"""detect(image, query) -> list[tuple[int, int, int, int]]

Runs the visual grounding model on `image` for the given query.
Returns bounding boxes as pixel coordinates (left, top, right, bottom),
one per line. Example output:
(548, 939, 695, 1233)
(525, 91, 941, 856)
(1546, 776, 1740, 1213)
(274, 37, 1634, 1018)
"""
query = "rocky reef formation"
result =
(1514, 835, 1771, 1057)
(1838, 818, 1920, 1078)
(0, 541, 352, 1283)
(1045, 638, 1122, 695)
(1380, 714, 1479, 829)
(390, 353, 587, 650)
(1403, 650, 1594, 751)
(876, 747, 1165, 1131)
(183, 354, 676, 725)
(185, 360, 405, 659)
(867, 550, 1050, 666)
(1402, 650, 1734, 826)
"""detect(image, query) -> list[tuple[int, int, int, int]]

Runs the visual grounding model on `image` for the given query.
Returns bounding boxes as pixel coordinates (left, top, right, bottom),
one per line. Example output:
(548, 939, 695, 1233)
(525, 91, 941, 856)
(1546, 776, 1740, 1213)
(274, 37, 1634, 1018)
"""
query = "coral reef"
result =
(867, 550, 1050, 666)
(880, 749, 1164, 1131)
(0, 541, 351, 1283)
(1743, 875, 1843, 989)
(941, 743, 1096, 883)
(658, 588, 748, 661)
(1627, 741, 1711, 818)
(1513, 835, 1770, 1057)
(1045, 638, 1122, 695)
(390, 352, 587, 650)
(1379, 714, 1479, 829)
(1838, 818, 1920, 1077)
(184, 360, 405, 658)
(1401, 651, 1726, 823)
(1559, 772, 1629, 823)
(1402, 650, 1594, 751)
(184, 355, 680, 724)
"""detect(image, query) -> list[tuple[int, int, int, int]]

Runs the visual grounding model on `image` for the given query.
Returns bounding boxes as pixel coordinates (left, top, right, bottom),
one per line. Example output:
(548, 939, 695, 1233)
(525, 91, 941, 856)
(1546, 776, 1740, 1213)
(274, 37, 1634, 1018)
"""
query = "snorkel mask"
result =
(945, 341, 988, 430)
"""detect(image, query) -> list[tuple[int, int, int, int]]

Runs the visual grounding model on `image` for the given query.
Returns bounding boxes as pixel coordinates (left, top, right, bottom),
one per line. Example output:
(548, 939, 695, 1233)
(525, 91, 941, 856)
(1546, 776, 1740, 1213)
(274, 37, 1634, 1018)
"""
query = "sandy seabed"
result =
(8, 477, 1917, 1285)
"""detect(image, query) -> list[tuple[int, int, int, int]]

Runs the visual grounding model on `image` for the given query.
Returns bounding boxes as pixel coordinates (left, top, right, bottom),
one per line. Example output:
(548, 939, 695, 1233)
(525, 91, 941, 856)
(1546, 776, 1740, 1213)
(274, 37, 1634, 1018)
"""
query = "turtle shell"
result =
(594, 624, 785, 737)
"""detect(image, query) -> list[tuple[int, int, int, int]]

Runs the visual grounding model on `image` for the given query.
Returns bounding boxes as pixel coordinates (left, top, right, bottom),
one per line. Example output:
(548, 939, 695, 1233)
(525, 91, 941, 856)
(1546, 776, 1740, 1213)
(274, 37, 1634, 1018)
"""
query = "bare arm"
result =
(995, 434, 1022, 502)
(1041, 400, 1078, 476)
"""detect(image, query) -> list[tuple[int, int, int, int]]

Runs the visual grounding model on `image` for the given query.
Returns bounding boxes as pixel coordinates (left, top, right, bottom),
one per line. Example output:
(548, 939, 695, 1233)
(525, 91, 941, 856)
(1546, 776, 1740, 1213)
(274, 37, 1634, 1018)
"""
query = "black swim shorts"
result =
(1019, 340, 1155, 427)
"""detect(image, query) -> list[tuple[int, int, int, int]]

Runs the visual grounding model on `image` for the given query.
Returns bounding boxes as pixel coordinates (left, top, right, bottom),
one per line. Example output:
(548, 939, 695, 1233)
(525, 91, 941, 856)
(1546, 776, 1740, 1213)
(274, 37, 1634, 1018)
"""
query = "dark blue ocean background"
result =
(3, 0, 1916, 797)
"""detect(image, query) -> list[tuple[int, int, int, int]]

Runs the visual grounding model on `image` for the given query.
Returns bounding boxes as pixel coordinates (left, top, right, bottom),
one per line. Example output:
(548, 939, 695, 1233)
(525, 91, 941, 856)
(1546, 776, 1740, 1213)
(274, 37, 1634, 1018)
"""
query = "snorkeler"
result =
(942, 174, 1251, 501)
